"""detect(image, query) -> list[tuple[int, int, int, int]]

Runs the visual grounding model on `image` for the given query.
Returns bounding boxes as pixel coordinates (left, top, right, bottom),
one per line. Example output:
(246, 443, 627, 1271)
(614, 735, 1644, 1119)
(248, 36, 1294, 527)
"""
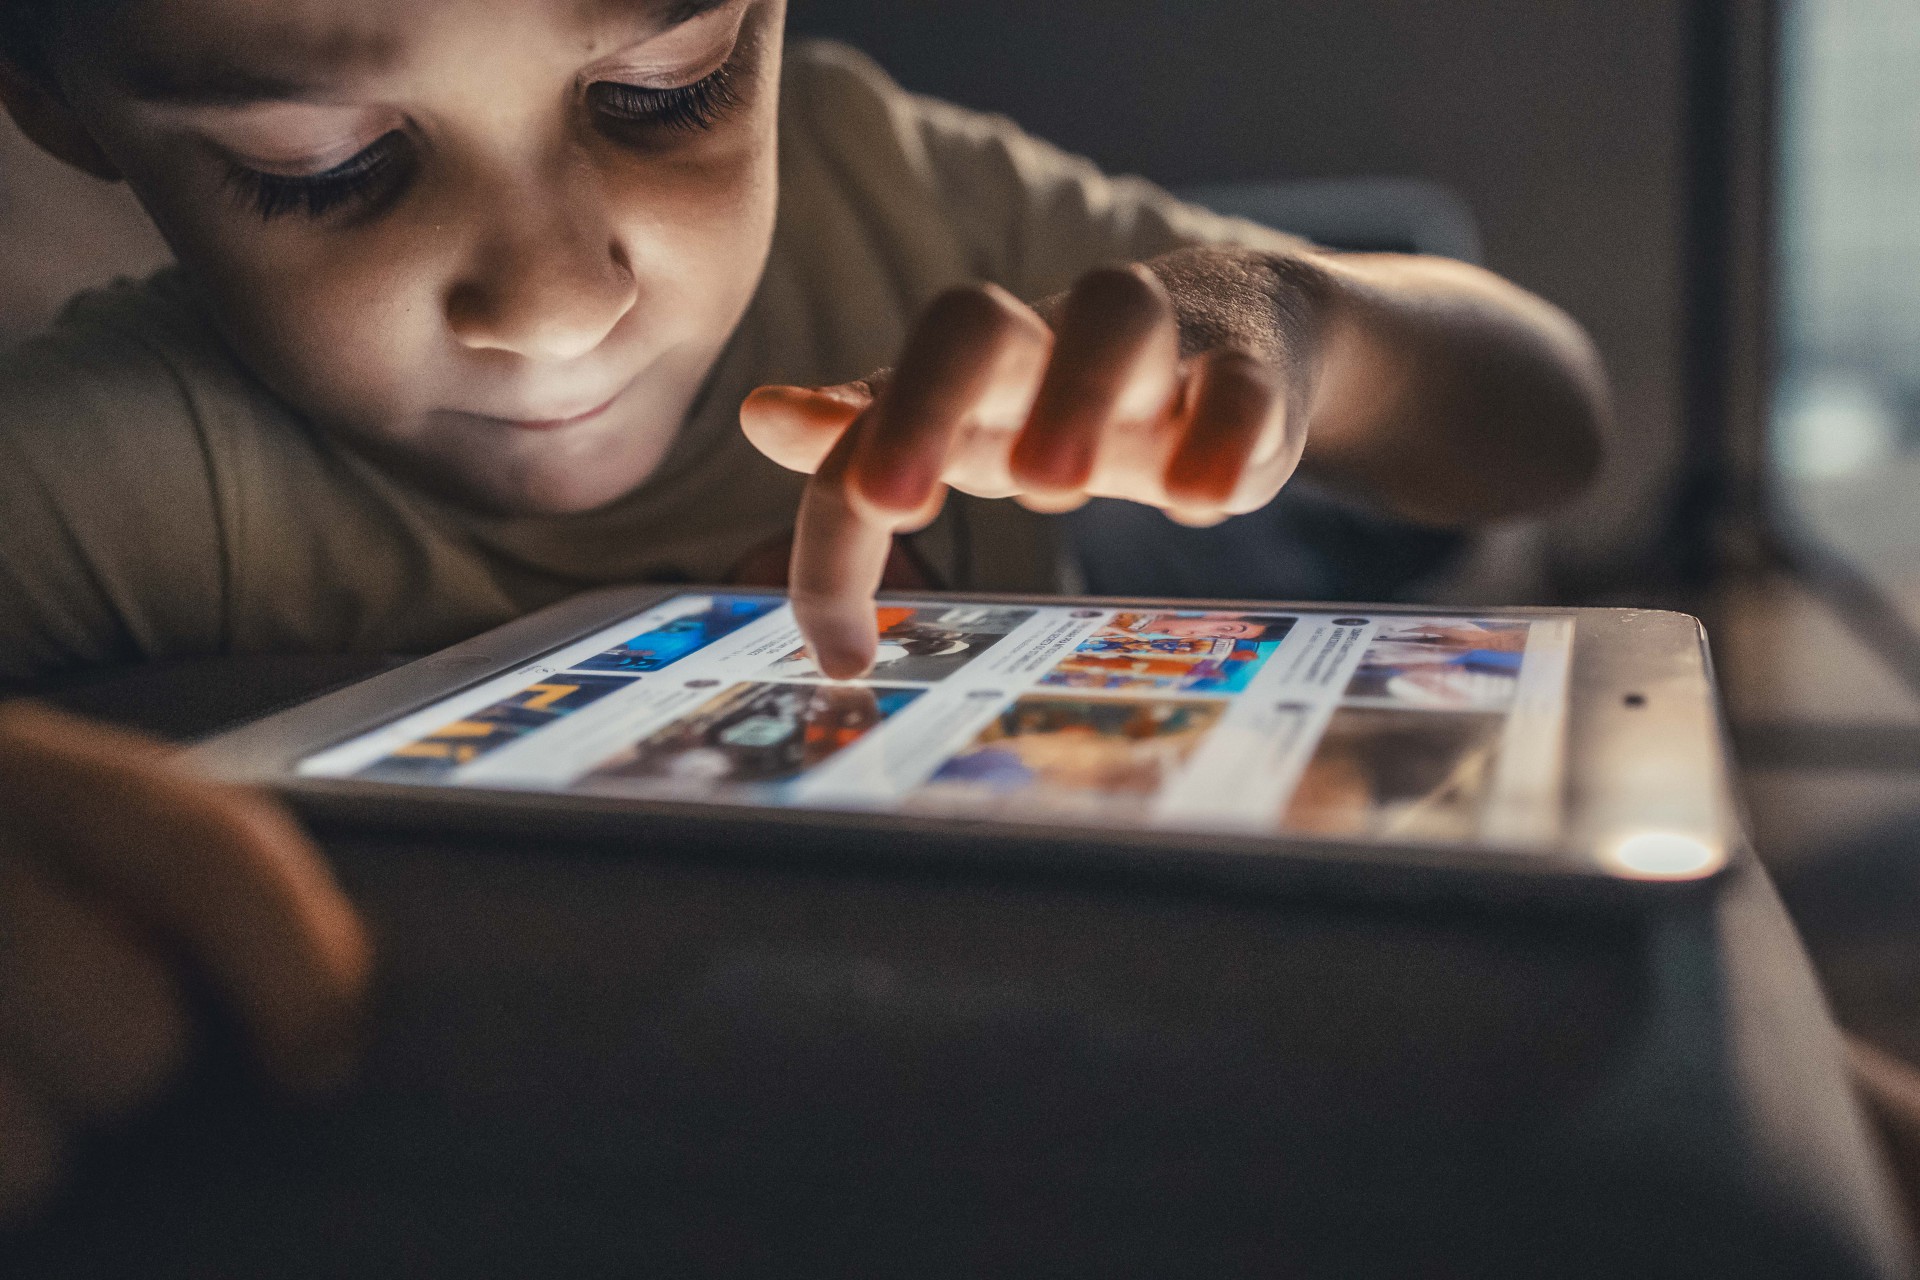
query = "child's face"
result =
(47, 0, 784, 514)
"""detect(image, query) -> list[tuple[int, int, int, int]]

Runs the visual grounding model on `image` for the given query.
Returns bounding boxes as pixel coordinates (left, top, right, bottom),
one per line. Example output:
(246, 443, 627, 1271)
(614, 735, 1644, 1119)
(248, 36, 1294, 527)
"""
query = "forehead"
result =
(98, 0, 722, 100)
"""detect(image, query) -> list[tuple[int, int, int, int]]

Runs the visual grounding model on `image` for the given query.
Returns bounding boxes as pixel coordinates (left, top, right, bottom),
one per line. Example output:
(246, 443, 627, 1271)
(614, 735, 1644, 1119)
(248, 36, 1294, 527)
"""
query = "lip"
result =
(501, 390, 626, 433)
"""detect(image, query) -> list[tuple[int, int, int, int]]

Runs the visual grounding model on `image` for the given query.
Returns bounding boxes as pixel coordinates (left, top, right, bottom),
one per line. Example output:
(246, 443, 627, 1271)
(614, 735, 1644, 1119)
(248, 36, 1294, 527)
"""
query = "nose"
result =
(445, 179, 639, 363)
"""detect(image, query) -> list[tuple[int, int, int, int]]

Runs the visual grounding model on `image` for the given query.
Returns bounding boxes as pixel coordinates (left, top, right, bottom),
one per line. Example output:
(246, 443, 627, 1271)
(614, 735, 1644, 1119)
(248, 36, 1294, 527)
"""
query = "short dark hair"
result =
(0, 0, 97, 82)
(1, 2, 52, 77)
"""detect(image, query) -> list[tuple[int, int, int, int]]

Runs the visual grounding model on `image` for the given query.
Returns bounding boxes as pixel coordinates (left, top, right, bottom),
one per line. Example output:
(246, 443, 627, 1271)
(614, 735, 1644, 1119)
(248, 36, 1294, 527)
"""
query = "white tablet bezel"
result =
(187, 587, 1743, 902)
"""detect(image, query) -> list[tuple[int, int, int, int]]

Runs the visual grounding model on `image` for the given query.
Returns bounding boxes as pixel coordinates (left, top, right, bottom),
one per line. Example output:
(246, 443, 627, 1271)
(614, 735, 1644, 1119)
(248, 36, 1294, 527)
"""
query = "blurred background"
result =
(3, 0, 1918, 1038)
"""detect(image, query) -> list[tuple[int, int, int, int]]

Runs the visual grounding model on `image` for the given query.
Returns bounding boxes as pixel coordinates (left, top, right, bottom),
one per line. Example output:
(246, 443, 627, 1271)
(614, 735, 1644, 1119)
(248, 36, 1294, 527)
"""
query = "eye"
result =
(587, 61, 742, 135)
(224, 131, 412, 223)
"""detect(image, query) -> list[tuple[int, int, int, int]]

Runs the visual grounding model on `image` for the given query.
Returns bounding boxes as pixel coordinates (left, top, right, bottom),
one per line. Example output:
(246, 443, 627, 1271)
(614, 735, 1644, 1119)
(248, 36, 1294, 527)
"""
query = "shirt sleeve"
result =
(0, 317, 225, 685)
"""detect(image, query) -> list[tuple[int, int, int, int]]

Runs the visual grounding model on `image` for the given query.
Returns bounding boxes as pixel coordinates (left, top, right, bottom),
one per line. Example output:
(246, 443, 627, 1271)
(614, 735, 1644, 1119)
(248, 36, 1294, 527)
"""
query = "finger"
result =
(0, 704, 372, 1097)
(1009, 264, 1181, 498)
(0, 1062, 64, 1228)
(789, 428, 938, 679)
(0, 852, 189, 1121)
(849, 283, 1051, 513)
(1163, 349, 1288, 519)
(739, 380, 876, 474)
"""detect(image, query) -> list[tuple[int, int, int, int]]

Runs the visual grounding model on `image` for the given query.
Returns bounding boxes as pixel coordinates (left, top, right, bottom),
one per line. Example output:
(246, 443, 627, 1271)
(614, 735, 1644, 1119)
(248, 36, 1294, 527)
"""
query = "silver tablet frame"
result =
(188, 587, 1743, 904)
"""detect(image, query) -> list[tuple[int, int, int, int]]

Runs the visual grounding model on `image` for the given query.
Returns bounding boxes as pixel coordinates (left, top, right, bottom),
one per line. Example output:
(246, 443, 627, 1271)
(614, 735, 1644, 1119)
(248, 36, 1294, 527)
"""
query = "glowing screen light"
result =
(1605, 832, 1723, 880)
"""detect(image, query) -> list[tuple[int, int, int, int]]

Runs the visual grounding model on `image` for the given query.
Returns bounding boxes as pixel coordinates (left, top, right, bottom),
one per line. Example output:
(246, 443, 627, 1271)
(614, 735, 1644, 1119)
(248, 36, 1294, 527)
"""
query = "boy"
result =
(0, 0, 1605, 1219)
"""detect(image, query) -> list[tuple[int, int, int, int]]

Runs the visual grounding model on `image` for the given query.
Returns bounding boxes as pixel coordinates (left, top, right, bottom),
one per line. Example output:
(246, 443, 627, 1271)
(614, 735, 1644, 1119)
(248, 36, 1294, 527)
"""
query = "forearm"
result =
(1143, 245, 1607, 526)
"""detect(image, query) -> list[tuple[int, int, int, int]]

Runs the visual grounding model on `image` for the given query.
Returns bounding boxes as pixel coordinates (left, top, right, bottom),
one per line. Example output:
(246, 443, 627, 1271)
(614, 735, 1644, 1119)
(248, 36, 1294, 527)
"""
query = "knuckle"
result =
(1069, 263, 1168, 319)
(1201, 346, 1277, 387)
(1197, 360, 1281, 429)
(925, 283, 1023, 341)
(1035, 357, 1113, 410)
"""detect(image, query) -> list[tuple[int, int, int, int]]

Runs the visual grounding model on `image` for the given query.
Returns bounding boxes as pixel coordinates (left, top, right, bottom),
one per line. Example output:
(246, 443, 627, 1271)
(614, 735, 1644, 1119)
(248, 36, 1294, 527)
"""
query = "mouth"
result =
(503, 390, 627, 433)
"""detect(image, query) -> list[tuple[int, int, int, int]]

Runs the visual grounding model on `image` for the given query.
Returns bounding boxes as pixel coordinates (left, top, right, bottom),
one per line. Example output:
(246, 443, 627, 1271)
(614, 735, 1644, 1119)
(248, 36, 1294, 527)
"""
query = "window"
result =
(1774, 0, 1920, 618)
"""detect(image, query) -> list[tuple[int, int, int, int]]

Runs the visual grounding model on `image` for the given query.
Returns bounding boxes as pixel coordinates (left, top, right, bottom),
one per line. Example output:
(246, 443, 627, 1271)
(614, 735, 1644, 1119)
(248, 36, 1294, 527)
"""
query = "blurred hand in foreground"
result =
(0, 702, 370, 1226)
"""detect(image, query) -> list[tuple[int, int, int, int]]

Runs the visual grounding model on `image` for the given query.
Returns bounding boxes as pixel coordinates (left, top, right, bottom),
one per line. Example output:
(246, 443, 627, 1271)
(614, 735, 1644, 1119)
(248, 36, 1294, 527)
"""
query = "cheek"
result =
(607, 141, 778, 320)
(76, 147, 449, 435)
(605, 31, 785, 331)
(161, 210, 454, 430)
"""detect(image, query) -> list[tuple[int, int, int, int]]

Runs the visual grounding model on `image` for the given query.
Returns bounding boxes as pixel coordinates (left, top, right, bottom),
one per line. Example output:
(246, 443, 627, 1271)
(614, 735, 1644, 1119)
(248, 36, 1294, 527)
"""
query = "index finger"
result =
(791, 286, 1047, 677)
(0, 703, 372, 1095)
(787, 425, 941, 679)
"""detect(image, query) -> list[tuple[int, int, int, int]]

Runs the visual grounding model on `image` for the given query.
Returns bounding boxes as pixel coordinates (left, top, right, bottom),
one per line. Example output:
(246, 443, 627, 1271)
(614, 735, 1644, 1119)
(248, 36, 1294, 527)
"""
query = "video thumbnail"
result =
(574, 594, 782, 675)
(578, 681, 924, 794)
(1281, 706, 1505, 840)
(358, 673, 632, 780)
(912, 693, 1225, 818)
(1343, 618, 1531, 711)
(1039, 610, 1295, 695)
(762, 603, 1036, 683)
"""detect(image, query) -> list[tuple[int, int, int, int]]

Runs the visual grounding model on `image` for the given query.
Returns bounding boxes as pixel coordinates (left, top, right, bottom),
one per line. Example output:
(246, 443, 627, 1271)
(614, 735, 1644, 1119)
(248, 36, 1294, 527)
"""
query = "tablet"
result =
(189, 588, 1741, 898)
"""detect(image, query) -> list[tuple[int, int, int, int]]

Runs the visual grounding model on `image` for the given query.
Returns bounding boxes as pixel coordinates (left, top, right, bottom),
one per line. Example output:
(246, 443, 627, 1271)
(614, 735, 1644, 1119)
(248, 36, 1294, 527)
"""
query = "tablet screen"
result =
(297, 594, 1576, 846)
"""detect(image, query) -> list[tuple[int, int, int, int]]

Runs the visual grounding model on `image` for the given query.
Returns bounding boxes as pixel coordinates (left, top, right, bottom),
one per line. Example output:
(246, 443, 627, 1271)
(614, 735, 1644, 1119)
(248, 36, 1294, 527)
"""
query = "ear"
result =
(0, 59, 121, 181)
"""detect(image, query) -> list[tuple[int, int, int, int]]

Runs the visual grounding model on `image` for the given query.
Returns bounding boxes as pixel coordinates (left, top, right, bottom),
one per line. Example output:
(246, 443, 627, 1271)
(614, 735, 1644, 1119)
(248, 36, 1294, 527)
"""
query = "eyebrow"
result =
(127, 68, 349, 107)
(121, 26, 402, 107)
(124, 0, 737, 107)
(582, 0, 735, 38)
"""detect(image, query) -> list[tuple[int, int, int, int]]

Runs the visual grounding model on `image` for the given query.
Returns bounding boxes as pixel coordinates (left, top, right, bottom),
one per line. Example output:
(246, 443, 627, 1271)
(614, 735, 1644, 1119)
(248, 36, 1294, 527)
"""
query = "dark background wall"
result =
(792, 0, 1693, 587)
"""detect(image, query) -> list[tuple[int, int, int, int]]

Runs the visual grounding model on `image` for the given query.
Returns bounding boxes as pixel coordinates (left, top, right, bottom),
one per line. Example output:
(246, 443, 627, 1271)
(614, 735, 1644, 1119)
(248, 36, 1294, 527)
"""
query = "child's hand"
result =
(742, 265, 1307, 677)
(0, 703, 370, 1226)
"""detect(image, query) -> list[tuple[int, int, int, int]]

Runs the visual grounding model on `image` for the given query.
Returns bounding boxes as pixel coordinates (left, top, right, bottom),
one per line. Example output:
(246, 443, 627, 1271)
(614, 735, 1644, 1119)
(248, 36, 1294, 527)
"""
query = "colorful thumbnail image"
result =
(1039, 611, 1295, 695)
(911, 694, 1225, 819)
(1343, 618, 1532, 711)
(574, 594, 782, 674)
(357, 674, 633, 781)
(577, 681, 924, 795)
(1281, 707, 1505, 841)
(762, 604, 1036, 683)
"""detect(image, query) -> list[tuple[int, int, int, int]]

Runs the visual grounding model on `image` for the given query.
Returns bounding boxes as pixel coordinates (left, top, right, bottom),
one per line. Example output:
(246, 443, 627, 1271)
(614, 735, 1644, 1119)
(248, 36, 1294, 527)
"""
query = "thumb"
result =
(740, 378, 881, 474)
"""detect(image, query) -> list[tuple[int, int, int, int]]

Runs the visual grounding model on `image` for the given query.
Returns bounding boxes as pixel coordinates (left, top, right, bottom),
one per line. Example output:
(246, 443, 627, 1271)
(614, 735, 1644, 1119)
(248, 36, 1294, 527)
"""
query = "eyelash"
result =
(224, 62, 743, 224)
(224, 132, 409, 223)
(589, 61, 743, 134)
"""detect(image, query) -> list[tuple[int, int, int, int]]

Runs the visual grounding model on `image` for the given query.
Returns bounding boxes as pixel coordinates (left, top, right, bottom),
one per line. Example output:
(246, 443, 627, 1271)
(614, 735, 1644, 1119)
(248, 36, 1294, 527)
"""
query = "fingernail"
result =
(806, 619, 878, 679)
(763, 384, 867, 407)
(810, 643, 873, 681)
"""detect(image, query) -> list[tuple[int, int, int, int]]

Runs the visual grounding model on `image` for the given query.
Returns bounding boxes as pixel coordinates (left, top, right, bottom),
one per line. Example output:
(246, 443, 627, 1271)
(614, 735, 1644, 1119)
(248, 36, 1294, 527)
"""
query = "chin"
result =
(406, 392, 687, 516)
(489, 462, 653, 516)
